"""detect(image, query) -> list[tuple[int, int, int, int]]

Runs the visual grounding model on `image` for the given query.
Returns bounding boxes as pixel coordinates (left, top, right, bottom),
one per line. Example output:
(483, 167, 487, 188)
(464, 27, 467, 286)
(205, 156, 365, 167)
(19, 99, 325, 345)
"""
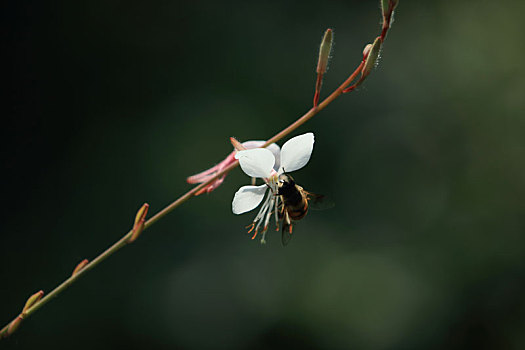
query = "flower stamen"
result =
(246, 223, 255, 234)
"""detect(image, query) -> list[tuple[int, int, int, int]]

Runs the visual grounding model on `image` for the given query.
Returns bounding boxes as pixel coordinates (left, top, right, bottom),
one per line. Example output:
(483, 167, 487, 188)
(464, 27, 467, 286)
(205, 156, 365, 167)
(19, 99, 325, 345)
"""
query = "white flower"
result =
(231, 132, 315, 243)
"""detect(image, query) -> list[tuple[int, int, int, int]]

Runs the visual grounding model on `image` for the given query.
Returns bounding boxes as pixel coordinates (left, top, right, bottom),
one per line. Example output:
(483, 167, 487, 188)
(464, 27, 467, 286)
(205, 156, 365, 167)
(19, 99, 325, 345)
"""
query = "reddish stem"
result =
(313, 73, 324, 107)
(1, 3, 396, 337)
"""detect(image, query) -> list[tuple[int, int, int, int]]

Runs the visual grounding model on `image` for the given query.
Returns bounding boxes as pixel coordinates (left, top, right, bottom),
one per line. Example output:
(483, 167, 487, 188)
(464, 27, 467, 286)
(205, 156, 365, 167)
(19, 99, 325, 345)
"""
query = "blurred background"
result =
(2, 0, 525, 348)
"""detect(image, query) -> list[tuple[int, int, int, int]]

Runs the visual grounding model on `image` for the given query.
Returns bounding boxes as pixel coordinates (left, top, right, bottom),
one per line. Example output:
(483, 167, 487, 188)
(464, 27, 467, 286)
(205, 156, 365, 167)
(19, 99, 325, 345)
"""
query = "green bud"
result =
(382, 0, 399, 18)
(316, 28, 333, 74)
(22, 290, 44, 314)
(362, 37, 382, 78)
(381, 0, 389, 15)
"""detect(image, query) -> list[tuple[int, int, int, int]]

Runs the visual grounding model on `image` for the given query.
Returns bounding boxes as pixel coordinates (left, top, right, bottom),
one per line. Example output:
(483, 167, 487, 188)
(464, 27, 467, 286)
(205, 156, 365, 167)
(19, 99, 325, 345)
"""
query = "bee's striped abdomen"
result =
(279, 182, 309, 221)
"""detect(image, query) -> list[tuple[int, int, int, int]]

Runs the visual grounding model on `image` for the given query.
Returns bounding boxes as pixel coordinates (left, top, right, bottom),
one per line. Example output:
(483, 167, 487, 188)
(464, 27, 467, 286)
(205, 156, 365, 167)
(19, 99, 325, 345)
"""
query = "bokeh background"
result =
(3, 0, 525, 348)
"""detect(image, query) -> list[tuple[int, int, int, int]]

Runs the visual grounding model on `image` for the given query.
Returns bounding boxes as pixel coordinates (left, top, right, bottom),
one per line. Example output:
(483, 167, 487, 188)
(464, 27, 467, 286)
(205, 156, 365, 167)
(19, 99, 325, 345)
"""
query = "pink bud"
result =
(362, 43, 373, 59)
(7, 316, 23, 337)
(230, 137, 247, 151)
(129, 203, 149, 243)
(72, 259, 89, 276)
(187, 140, 280, 195)
(361, 37, 382, 78)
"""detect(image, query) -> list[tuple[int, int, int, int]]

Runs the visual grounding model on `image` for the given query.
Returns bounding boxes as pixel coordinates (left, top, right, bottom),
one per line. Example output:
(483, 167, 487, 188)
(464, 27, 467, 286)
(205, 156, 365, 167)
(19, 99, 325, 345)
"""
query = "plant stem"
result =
(0, 61, 363, 338)
(1, 1, 396, 335)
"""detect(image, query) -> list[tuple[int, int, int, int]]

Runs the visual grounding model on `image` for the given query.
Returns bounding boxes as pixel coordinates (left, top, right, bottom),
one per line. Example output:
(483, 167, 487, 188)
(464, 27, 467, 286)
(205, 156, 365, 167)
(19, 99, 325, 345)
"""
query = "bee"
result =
(277, 173, 330, 246)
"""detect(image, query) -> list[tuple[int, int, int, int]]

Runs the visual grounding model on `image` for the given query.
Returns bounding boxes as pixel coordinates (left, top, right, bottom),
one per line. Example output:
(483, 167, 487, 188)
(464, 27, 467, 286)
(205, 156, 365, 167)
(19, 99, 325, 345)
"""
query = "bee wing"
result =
(281, 223, 293, 246)
(305, 191, 335, 211)
(281, 209, 293, 246)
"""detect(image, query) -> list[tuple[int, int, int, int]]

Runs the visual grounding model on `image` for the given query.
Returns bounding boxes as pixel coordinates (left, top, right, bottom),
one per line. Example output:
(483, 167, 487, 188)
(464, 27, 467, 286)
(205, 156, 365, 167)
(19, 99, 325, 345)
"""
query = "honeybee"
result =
(277, 173, 330, 246)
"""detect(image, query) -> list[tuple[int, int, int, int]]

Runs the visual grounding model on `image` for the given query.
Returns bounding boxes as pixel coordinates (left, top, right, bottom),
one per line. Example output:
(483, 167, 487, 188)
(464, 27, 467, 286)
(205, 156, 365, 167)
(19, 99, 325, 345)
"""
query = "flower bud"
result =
(382, 0, 399, 19)
(22, 290, 44, 314)
(361, 37, 382, 78)
(362, 43, 373, 59)
(72, 259, 89, 276)
(381, 0, 389, 15)
(230, 137, 247, 152)
(316, 28, 333, 75)
(129, 203, 149, 243)
(7, 316, 23, 337)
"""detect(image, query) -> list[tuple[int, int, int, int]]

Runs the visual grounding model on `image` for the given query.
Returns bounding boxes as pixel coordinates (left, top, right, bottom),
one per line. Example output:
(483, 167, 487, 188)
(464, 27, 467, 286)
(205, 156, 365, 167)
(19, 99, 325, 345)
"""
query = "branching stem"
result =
(0, 62, 363, 338)
(1, 2, 397, 338)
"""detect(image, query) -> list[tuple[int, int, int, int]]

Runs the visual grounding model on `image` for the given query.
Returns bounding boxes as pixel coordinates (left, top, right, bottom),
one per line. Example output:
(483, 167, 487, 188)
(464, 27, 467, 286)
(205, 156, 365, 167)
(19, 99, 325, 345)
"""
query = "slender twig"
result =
(0, 62, 362, 339)
(1, 1, 398, 338)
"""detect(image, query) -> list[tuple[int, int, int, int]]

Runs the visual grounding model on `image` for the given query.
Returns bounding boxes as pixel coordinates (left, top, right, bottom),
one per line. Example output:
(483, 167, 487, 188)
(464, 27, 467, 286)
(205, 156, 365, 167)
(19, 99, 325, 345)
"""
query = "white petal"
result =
(235, 148, 275, 178)
(241, 140, 266, 149)
(241, 141, 281, 171)
(279, 132, 315, 173)
(232, 185, 268, 214)
(266, 143, 281, 171)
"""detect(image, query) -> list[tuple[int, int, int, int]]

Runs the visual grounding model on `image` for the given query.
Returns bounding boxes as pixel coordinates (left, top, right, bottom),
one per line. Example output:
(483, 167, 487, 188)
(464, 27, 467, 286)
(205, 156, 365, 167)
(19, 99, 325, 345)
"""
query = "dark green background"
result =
(3, 0, 525, 349)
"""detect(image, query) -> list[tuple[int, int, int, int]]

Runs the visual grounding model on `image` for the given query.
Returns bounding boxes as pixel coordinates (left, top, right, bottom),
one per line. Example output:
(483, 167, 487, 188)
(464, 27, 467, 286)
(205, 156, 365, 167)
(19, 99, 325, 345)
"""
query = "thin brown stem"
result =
(2, 2, 397, 336)
(1, 58, 366, 339)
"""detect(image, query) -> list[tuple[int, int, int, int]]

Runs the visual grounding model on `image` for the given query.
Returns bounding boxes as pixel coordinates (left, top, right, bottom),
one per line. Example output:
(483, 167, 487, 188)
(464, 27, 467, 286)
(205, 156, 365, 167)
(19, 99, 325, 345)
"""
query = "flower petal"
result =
(266, 143, 281, 171)
(241, 141, 281, 171)
(232, 184, 268, 214)
(279, 132, 315, 173)
(235, 148, 275, 178)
